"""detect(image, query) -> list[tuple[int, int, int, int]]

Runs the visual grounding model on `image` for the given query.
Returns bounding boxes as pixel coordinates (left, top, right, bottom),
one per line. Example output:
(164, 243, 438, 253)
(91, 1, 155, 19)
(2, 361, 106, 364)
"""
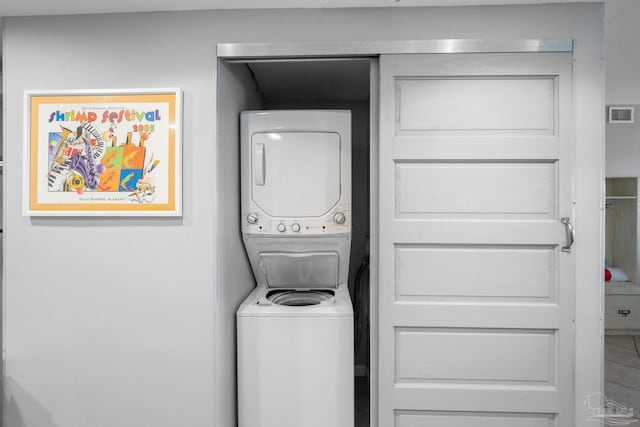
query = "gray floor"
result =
(605, 335, 640, 419)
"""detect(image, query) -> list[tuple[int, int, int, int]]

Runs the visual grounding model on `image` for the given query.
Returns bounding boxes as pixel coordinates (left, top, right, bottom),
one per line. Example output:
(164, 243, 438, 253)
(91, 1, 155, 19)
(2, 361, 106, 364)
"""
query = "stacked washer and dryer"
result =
(237, 110, 354, 427)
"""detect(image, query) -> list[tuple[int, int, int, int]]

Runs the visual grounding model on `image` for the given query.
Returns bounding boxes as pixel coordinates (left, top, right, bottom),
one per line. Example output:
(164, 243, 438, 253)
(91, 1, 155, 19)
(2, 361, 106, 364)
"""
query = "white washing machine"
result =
(237, 110, 353, 427)
(237, 286, 353, 427)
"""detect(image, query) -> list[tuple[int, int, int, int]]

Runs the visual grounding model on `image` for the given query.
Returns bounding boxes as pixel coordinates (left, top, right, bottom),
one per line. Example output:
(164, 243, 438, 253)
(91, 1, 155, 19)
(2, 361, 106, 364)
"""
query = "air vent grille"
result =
(609, 106, 634, 123)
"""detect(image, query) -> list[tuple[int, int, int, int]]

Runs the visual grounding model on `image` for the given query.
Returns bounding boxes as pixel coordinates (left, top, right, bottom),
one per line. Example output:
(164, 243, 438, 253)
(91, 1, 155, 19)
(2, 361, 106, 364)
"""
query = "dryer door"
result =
(251, 132, 341, 217)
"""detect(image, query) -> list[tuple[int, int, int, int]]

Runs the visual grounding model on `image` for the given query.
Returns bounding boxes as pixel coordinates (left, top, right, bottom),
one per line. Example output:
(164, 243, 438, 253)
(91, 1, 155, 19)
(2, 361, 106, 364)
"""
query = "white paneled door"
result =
(378, 53, 574, 427)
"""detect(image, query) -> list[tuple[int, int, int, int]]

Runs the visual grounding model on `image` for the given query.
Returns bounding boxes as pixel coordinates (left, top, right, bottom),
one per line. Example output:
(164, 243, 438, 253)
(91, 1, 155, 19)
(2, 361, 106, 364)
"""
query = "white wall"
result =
(606, 108, 640, 177)
(3, 12, 219, 427)
(1, 4, 603, 427)
(605, 1, 640, 176)
(605, 0, 640, 104)
(214, 61, 263, 427)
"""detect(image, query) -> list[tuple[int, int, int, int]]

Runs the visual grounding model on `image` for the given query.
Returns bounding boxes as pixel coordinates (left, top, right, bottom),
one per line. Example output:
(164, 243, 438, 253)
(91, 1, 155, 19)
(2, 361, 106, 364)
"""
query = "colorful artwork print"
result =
(48, 125, 151, 197)
(25, 89, 181, 216)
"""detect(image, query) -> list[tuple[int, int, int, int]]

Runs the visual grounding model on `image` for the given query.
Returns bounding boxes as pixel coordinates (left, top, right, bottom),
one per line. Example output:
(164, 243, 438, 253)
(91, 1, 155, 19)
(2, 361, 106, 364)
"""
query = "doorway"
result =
(604, 116, 640, 417)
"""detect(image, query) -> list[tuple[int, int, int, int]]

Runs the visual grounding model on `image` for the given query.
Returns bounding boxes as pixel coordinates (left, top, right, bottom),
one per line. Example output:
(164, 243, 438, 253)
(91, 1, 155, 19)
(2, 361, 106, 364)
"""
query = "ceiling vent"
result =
(608, 106, 634, 123)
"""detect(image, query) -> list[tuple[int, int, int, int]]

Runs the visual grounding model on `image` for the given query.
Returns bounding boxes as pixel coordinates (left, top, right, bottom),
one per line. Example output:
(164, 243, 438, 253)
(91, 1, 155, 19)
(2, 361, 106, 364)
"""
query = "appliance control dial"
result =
(291, 223, 301, 232)
(277, 223, 286, 233)
(333, 212, 346, 225)
(247, 213, 259, 224)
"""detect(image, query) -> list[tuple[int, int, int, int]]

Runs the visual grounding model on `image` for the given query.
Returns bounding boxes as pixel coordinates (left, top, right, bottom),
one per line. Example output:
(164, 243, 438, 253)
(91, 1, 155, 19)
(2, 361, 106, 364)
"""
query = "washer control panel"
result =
(243, 207, 351, 236)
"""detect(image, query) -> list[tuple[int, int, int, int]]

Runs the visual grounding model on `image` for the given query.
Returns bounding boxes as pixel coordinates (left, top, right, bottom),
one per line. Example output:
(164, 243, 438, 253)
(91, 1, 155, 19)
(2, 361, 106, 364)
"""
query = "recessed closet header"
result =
(217, 38, 573, 58)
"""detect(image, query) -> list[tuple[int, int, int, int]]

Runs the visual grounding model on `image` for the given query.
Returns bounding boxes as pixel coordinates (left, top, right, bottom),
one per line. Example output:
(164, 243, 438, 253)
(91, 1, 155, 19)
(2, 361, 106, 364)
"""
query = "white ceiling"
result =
(0, 0, 600, 17)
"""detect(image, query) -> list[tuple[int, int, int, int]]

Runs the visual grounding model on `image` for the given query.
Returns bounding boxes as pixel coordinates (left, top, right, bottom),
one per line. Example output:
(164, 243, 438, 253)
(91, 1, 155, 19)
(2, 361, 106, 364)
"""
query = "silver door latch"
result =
(561, 217, 575, 252)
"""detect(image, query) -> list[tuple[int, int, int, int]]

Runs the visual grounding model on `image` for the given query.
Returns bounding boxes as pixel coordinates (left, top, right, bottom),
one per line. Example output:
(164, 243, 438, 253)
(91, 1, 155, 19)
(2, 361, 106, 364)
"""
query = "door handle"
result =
(561, 217, 574, 252)
(254, 143, 265, 186)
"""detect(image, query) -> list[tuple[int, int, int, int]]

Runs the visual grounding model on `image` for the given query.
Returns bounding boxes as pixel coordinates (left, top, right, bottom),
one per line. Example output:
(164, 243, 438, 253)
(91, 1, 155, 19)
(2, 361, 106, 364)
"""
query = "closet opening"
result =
(216, 56, 375, 427)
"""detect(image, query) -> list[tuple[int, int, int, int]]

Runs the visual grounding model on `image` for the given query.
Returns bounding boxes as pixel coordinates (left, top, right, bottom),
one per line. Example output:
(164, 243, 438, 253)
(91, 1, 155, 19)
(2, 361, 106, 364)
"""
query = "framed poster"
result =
(24, 88, 182, 216)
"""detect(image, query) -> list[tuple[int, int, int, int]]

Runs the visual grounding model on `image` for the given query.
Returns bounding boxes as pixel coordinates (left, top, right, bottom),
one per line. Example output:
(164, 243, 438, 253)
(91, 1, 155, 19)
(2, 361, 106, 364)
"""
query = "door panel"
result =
(379, 53, 573, 426)
(395, 162, 556, 219)
(395, 328, 555, 384)
(395, 245, 555, 301)
(396, 77, 556, 133)
(395, 411, 556, 427)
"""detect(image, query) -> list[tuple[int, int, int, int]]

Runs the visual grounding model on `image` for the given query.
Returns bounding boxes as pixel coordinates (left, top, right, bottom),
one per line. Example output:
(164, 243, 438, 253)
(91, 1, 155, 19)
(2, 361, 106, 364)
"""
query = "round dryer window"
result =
(266, 289, 334, 306)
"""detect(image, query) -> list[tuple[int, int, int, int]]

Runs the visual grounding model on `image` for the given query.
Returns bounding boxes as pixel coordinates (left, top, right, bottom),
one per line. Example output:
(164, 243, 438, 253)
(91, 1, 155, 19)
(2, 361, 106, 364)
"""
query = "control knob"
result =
(333, 212, 346, 225)
(291, 223, 301, 232)
(246, 213, 258, 224)
(277, 223, 286, 233)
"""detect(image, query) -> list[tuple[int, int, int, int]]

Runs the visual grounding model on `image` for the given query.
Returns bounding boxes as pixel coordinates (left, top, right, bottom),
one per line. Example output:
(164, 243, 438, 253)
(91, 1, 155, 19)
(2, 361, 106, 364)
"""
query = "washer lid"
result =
(259, 252, 339, 288)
